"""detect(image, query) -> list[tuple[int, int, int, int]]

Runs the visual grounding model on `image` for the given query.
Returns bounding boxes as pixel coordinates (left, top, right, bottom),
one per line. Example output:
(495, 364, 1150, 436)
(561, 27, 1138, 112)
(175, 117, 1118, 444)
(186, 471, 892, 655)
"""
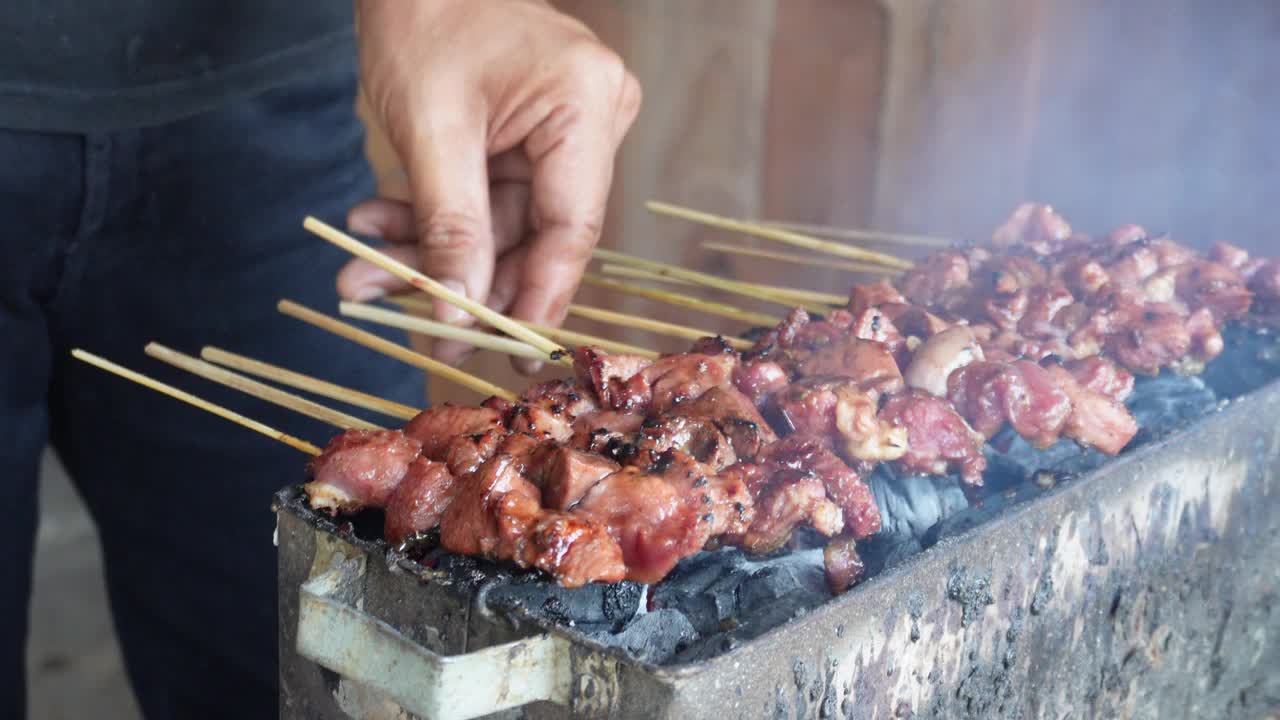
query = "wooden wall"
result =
(358, 0, 1280, 405)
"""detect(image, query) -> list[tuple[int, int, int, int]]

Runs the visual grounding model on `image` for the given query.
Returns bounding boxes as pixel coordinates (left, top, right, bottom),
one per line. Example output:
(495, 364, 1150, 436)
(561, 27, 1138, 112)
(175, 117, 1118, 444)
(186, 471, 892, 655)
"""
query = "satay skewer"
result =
(701, 241, 903, 277)
(71, 349, 322, 455)
(593, 249, 833, 313)
(302, 216, 567, 357)
(339, 301, 551, 362)
(278, 299, 520, 402)
(145, 343, 382, 431)
(758, 220, 952, 249)
(645, 200, 915, 270)
(600, 263, 846, 309)
(382, 295, 660, 359)
(564, 305, 753, 350)
(200, 346, 421, 422)
(580, 272, 782, 326)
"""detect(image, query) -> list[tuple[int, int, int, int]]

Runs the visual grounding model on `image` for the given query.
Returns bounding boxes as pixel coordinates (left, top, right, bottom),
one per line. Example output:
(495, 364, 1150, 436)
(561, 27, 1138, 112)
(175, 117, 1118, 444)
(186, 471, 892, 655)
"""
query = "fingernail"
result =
(352, 285, 386, 302)
(437, 281, 470, 325)
(348, 216, 380, 238)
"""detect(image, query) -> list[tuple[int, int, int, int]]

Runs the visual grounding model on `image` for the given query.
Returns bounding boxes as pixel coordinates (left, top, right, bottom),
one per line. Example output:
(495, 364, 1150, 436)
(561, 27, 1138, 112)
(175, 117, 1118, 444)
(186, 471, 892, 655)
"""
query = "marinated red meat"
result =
(1019, 284, 1076, 340)
(506, 403, 574, 443)
(1175, 260, 1253, 323)
(734, 359, 790, 405)
(633, 415, 738, 470)
(899, 250, 970, 308)
(520, 377, 599, 417)
(991, 202, 1073, 256)
(1042, 363, 1138, 455)
(403, 405, 504, 458)
(575, 466, 711, 584)
(795, 337, 904, 395)
(1248, 260, 1280, 313)
(668, 385, 778, 460)
(770, 378, 908, 464)
(520, 513, 626, 587)
(305, 429, 423, 513)
(383, 458, 457, 544)
(538, 448, 621, 510)
(1209, 241, 1250, 270)
(823, 535, 865, 594)
(1105, 305, 1193, 376)
(768, 436, 881, 539)
(441, 428, 506, 477)
(947, 361, 1071, 448)
(572, 347, 653, 409)
(1063, 357, 1134, 403)
(848, 279, 907, 315)
(735, 472, 843, 553)
(880, 390, 986, 485)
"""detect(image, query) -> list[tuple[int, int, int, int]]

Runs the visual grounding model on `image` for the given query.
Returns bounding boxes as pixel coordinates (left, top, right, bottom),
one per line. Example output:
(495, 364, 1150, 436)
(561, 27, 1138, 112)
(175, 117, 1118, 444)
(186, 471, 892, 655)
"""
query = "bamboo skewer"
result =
(385, 294, 660, 359)
(145, 343, 382, 431)
(759, 220, 952, 249)
(702, 241, 903, 277)
(302, 216, 567, 357)
(581, 272, 781, 326)
(72, 349, 322, 455)
(645, 200, 915, 270)
(593, 249, 832, 313)
(565, 305, 753, 350)
(599, 263, 845, 310)
(278, 299, 520, 402)
(200, 346, 421, 422)
(339, 301, 550, 363)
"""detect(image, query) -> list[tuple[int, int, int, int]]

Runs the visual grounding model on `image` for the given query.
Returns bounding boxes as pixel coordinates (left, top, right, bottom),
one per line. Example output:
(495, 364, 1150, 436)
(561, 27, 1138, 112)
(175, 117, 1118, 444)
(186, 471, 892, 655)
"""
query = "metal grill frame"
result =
(276, 379, 1280, 720)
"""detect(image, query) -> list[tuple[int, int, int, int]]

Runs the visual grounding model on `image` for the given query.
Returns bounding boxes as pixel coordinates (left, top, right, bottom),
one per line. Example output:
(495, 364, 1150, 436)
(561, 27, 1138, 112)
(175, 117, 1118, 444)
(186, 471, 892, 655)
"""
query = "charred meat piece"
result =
(795, 336, 904, 395)
(1209, 241, 1250, 270)
(1175, 260, 1253, 323)
(947, 360, 1071, 448)
(519, 512, 626, 587)
(403, 405, 504, 458)
(769, 377, 907, 465)
(441, 428, 506, 477)
(633, 415, 739, 471)
(733, 471, 843, 554)
(899, 250, 971, 309)
(879, 390, 987, 486)
(574, 465, 713, 584)
(991, 202, 1074, 256)
(305, 429, 423, 514)
(1105, 304, 1193, 376)
(1248, 260, 1280, 313)
(520, 377, 600, 417)
(1018, 284, 1076, 340)
(1063, 356, 1134, 403)
(848, 279, 908, 315)
(539, 448, 622, 510)
(823, 535, 865, 594)
(734, 359, 790, 406)
(668, 385, 778, 460)
(602, 352, 739, 415)
(505, 403, 575, 443)
(383, 458, 457, 544)
(747, 307, 810, 359)
(572, 346, 654, 410)
(439, 454, 540, 559)
(768, 435, 881, 539)
(1042, 363, 1138, 455)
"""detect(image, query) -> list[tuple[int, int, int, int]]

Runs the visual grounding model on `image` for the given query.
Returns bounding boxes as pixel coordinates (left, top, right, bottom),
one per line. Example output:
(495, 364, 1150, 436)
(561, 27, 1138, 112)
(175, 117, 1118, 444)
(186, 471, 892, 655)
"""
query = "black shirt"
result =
(0, 0, 356, 132)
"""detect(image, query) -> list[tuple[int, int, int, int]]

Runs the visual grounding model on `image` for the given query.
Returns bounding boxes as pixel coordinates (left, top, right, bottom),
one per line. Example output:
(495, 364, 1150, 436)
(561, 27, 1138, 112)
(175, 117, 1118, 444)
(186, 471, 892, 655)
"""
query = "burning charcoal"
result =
(1126, 373, 1218, 445)
(601, 582, 644, 627)
(867, 465, 970, 541)
(480, 575, 619, 626)
(737, 549, 828, 613)
(588, 609, 698, 665)
(1201, 324, 1280, 398)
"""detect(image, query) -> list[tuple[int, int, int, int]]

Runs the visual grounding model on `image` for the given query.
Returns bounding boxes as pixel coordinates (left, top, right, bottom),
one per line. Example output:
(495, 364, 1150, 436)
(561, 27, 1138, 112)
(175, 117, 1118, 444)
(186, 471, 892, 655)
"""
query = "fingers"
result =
(400, 121, 496, 326)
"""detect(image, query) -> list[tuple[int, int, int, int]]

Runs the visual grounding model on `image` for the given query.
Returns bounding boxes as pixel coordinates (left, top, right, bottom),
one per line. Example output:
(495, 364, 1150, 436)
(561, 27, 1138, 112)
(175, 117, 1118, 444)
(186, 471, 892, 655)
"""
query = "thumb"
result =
(401, 123, 495, 326)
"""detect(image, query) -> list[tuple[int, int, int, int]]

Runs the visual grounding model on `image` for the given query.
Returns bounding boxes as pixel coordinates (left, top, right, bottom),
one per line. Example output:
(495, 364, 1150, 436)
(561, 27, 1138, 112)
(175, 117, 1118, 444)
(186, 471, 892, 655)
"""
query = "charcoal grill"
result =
(274, 375, 1280, 719)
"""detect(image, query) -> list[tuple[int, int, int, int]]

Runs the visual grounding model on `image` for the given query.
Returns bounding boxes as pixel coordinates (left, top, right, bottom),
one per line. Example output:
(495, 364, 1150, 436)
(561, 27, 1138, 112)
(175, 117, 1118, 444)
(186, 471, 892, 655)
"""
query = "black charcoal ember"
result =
(1126, 373, 1218, 445)
(868, 465, 970, 540)
(480, 574, 620, 627)
(586, 609, 698, 665)
(601, 582, 644, 627)
(1201, 323, 1280, 398)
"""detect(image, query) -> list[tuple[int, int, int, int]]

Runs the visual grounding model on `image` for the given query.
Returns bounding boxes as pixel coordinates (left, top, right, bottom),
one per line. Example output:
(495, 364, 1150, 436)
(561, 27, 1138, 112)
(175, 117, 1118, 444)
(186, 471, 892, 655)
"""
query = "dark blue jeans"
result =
(0, 68, 425, 719)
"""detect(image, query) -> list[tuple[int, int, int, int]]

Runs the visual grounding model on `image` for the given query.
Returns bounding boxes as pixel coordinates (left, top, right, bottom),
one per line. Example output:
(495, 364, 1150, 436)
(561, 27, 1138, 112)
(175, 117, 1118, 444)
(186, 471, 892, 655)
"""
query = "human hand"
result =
(338, 0, 641, 372)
